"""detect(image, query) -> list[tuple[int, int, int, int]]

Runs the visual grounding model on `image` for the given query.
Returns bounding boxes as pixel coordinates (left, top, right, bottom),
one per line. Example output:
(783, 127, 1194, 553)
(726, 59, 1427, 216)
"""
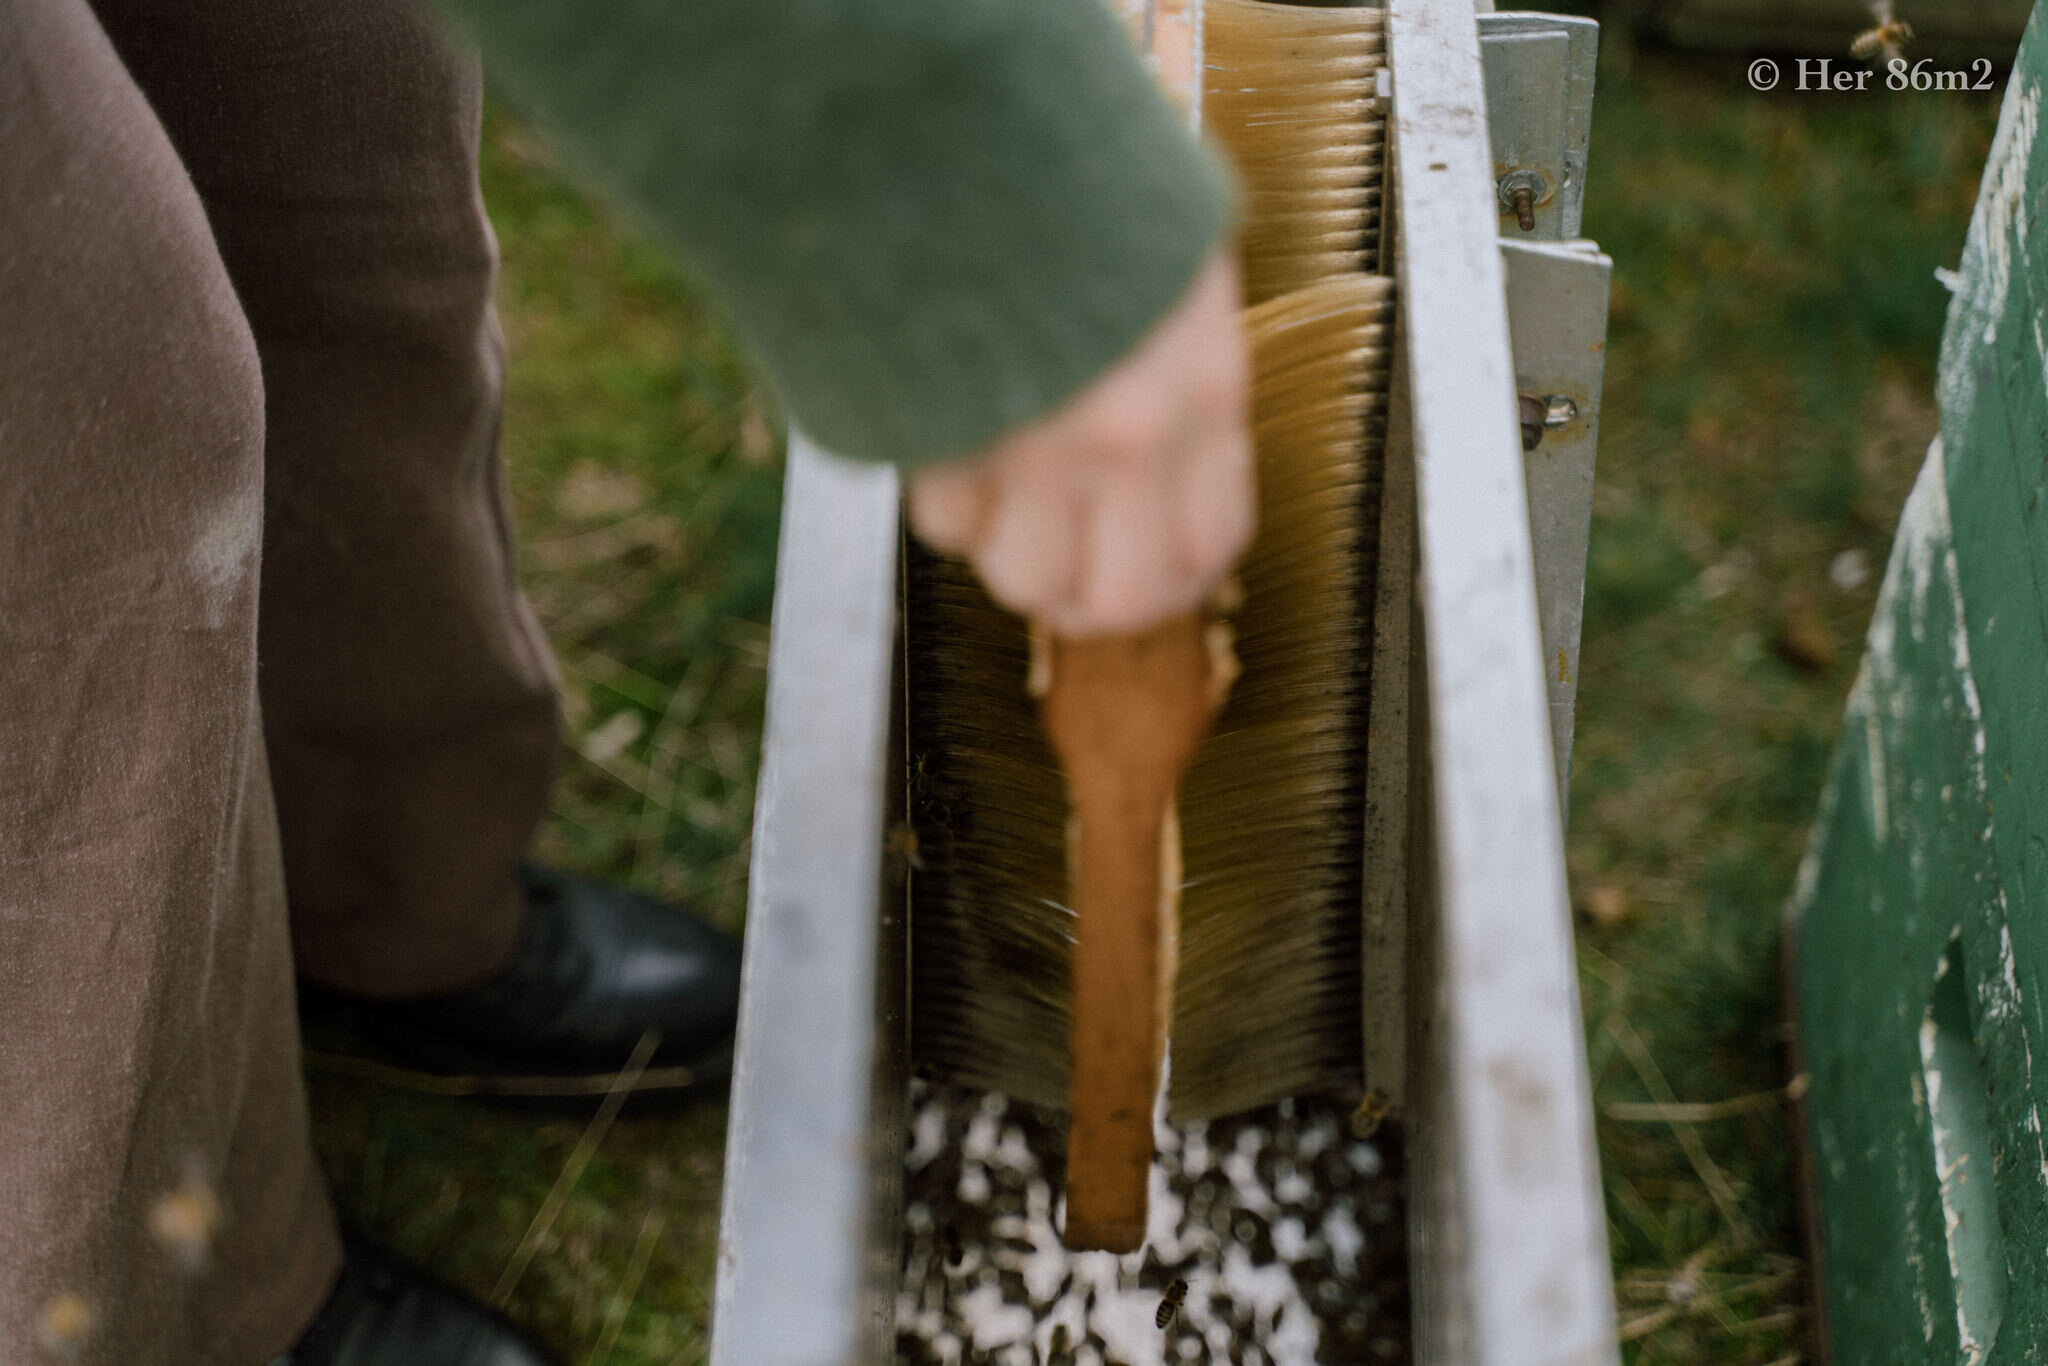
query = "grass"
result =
(303, 32, 2003, 1366)
(1571, 27, 1999, 1364)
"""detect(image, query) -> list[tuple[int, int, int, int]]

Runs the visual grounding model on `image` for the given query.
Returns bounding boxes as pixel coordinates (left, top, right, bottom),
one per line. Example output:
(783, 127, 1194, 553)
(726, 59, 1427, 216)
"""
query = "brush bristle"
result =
(1204, 0, 1386, 303)
(1170, 273, 1392, 1120)
(904, 551, 1071, 1107)
(905, 0, 1394, 1121)
(904, 279, 1393, 1116)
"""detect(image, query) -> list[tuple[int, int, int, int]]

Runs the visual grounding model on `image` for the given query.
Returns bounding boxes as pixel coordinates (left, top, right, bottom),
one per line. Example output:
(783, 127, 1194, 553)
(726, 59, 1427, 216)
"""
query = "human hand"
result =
(906, 248, 1253, 638)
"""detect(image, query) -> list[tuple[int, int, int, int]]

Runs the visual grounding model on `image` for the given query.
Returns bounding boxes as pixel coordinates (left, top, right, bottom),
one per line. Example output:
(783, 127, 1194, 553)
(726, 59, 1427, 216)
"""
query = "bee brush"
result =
(1171, 268, 1390, 1122)
(1036, 614, 1231, 1252)
(902, 0, 1390, 1244)
(1203, 0, 1385, 304)
(1168, 0, 1391, 1126)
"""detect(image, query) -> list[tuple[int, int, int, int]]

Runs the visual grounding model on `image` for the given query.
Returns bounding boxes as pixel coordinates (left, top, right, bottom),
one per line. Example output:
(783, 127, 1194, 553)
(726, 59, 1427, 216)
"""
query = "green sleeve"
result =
(431, 0, 1234, 467)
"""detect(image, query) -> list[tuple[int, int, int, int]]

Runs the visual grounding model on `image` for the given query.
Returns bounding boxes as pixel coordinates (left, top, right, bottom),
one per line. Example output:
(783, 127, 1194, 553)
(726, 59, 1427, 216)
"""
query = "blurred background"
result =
(301, 6, 2015, 1362)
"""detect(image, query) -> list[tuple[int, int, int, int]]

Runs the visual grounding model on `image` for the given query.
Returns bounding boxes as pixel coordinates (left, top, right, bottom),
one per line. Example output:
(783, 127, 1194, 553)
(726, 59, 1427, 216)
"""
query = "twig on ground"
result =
(549, 558, 669, 638)
(590, 1208, 667, 1366)
(1619, 1304, 1680, 1341)
(1734, 1308, 1807, 1337)
(1606, 1016, 1757, 1245)
(1606, 1073, 1809, 1123)
(524, 511, 677, 571)
(635, 659, 716, 879)
(1610, 1170, 1667, 1251)
(1617, 1245, 1805, 1348)
(1613, 1302, 1679, 1343)
(304, 1047, 698, 1099)
(563, 649, 678, 713)
(494, 1029, 661, 1305)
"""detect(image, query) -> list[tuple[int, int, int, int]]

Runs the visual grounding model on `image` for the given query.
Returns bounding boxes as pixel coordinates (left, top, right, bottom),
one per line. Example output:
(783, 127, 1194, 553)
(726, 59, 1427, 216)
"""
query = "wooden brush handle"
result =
(1038, 613, 1220, 1251)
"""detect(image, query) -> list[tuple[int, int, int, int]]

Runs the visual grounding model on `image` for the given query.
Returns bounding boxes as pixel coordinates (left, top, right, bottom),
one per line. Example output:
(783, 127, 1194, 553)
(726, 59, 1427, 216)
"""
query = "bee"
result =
(1851, 15, 1914, 62)
(147, 1177, 224, 1273)
(38, 1291, 93, 1358)
(884, 822, 925, 873)
(1156, 1277, 1188, 1329)
(1350, 1088, 1392, 1140)
(939, 1223, 967, 1272)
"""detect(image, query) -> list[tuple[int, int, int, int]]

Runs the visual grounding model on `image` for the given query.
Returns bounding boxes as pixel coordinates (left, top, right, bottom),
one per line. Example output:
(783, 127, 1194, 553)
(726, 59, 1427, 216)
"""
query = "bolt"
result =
(1518, 395, 1546, 452)
(1496, 169, 1549, 232)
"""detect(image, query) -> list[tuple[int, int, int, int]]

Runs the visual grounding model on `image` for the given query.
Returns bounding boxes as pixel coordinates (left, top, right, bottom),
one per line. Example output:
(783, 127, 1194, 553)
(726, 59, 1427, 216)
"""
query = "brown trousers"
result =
(0, 0, 561, 1359)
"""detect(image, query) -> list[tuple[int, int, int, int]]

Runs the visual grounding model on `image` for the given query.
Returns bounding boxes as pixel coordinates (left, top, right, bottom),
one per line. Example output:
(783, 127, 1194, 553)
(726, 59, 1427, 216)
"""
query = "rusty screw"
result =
(1518, 395, 1547, 452)
(1496, 170, 1548, 233)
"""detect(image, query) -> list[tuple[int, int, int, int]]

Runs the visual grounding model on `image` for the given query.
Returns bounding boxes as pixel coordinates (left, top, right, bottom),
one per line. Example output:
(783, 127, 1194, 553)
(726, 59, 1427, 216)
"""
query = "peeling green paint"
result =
(1791, 9, 2048, 1363)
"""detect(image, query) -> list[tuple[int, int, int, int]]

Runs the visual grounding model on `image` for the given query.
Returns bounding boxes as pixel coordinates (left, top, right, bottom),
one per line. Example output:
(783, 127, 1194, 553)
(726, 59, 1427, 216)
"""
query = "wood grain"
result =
(1038, 614, 1220, 1250)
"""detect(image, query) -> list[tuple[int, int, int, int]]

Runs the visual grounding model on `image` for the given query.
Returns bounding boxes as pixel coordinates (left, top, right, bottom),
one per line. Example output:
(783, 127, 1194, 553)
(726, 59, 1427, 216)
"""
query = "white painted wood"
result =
(1386, 2, 1618, 1363)
(713, 435, 902, 1366)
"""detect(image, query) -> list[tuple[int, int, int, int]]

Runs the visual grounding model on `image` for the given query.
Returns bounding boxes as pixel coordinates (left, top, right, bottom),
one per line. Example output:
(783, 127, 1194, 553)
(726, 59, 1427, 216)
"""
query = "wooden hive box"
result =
(1791, 9, 2048, 1362)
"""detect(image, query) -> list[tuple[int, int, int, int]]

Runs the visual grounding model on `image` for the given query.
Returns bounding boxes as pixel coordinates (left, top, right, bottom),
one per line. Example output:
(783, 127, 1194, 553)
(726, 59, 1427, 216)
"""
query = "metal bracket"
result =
(1480, 12, 1610, 817)
(1505, 238, 1611, 817)
(711, 435, 903, 1366)
(1479, 12, 1599, 240)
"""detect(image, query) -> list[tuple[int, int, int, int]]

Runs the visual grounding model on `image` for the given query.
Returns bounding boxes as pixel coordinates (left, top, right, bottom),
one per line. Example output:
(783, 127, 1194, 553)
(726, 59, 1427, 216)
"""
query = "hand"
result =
(907, 248, 1253, 638)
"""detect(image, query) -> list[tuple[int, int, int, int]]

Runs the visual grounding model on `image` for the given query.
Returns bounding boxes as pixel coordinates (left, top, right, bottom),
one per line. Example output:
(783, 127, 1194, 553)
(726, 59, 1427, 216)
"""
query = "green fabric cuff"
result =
(434, 0, 1234, 467)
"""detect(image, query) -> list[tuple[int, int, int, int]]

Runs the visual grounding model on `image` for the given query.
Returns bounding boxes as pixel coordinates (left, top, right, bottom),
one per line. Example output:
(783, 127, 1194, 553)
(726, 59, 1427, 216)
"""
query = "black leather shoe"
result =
(342, 864, 741, 1099)
(274, 1234, 562, 1366)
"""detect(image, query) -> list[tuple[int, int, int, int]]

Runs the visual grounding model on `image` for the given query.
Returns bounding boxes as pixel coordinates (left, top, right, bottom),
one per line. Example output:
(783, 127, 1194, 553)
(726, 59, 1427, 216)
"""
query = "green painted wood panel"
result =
(1790, 8, 2048, 1364)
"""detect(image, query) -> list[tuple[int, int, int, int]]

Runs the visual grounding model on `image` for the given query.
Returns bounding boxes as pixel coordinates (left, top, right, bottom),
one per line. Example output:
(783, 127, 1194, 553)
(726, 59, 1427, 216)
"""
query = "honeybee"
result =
(1350, 1088, 1392, 1140)
(147, 1177, 224, 1273)
(1851, 14, 1914, 61)
(939, 1223, 966, 1271)
(38, 1291, 92, 1358)
(1156, 1277, 1188, 1329)
(884, 822, 925, 873)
